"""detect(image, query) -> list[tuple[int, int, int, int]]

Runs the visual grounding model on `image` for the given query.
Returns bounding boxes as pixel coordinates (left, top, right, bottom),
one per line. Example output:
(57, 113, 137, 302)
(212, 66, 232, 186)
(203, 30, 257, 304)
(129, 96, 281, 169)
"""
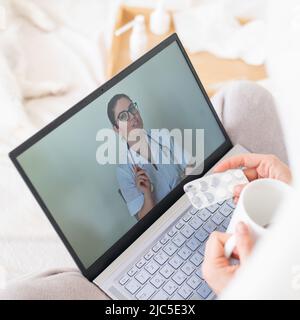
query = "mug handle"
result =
(224, 234, 237, 258)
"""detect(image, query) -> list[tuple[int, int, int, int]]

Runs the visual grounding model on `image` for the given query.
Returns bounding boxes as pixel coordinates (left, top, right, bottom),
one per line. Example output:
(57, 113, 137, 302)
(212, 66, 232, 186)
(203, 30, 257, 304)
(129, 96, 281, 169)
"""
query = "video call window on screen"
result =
(103, 93, 200, 221)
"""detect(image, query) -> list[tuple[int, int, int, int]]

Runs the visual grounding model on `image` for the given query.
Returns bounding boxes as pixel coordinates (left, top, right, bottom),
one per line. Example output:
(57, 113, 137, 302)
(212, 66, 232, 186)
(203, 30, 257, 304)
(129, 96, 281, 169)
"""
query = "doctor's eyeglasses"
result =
(116, 102, 139, 123)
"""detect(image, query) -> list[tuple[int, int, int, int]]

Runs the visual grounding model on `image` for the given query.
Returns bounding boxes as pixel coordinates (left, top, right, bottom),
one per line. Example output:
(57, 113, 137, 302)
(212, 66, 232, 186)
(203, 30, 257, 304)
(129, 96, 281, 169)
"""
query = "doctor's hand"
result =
(202, 222, 253, 295)
(134, 166, 152, 195)
(214, 153, 292, 203)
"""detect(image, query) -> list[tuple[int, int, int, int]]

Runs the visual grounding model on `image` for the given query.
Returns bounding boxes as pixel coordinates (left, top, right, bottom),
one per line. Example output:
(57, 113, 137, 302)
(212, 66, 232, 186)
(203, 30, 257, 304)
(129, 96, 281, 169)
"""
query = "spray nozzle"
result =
(115, 15, 145, 37)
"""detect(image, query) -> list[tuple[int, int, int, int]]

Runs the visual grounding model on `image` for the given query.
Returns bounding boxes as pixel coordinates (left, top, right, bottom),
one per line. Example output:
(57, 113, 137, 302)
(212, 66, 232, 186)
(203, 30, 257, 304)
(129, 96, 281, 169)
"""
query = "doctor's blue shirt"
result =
(116, 130, 189, 217)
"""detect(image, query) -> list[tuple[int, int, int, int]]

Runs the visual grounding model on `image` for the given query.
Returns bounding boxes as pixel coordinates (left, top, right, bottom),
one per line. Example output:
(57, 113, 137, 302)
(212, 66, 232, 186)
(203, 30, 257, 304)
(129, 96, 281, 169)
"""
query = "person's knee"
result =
(216, 80, 288, 164)
(223, 80, 275, 118)
(0, 270, 110, 300)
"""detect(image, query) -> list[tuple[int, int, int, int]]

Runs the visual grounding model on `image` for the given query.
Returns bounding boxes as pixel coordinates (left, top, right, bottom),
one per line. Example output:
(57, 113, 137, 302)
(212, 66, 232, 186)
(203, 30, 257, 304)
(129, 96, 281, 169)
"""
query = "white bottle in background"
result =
(129, 15, 147, 61)
(115, 15, 148, 62)
(150, 0, 171, 35)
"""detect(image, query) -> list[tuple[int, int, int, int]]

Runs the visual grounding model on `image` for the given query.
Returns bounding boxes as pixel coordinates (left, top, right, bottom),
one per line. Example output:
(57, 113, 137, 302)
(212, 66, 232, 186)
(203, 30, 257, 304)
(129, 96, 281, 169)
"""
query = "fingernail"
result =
(236, 222, 247, 235)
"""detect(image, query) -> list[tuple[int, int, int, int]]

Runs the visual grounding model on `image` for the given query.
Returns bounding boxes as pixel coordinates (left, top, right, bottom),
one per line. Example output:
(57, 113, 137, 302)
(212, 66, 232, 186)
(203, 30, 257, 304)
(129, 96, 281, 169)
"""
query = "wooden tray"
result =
(107, 5, 266, 97)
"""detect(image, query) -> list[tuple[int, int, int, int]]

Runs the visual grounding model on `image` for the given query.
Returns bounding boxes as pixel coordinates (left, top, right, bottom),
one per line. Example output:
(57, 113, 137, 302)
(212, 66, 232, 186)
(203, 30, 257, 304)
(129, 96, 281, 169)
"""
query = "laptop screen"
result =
(13, 39, 228, 272)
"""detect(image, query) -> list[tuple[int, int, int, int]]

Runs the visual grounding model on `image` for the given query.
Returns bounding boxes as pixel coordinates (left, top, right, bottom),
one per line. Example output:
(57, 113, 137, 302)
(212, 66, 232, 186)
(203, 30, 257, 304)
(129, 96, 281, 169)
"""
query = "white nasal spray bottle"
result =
(115, 15, 148, 62)
(150, 0, 170, 35)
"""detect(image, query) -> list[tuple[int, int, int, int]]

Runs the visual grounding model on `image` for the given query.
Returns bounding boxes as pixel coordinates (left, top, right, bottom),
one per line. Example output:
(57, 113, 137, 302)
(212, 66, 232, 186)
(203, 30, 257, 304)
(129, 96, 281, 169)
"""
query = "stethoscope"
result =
(126, 133, 185, 192)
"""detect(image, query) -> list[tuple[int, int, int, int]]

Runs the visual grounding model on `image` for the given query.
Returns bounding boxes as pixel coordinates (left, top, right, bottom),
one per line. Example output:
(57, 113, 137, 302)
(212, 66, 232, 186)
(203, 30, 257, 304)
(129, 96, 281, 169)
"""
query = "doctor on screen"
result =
(107, 93, 191, 220)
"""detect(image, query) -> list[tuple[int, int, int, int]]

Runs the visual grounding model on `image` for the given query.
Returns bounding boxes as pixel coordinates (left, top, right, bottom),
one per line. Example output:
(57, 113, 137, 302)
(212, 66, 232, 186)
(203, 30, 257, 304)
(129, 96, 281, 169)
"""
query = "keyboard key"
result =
(136, 283, 156, 300)
(178, 246, 192, 260)
(151, 289, 169, 300)
(218, 200, 225, 205)
(181, 261, 195, 276)
(188, 292, 203, 300)
(188, 216, 203, 230)
(195, 267, 204, 279)
(168, 227, 177, 237)
(219, 204, 233, 217)
(181, 225, 194, 238)
(172, 233, 186, 247)
(197, 282, 212, 299)
(206, 203, 219, 213)
(226, 198, 236, 209)
(182, 212, 192, 222)
(163, 280, 178, 295)
(128, 266, 138, 277)
(203, 220, 217, 233)
(187, 275, 202, 290)
(154, 251, 169, 265)
(186, 237, 201, 251)
(159, 264, 175, 279)
(168, 255, 184, 269)
(125, 279, 141, 294)
(194, 229, 209, 242)
(160, 234, 170, 245)
(197, 209, 211, 221)
(216, 225, 227, 232)
(170, 293, 183, 300)
(152, 242, 162, 252)
(175, 220, 185, 229)
(172, 270, 187, 285)
(198, 244, 206, 256)
(136, 258, 146, 268)
(119, 274, 130, 285)
(163, 242, 178, 256)
(189, 207, 198, 215)
(222, 217, 231, 229)
(135, 270, 151, 284)
(144, 261, 159, 275)
(150, 274, 165, 288)
(190, 252, 203, 266)
(144, 250, 154, 260)
(212, 212, 225, 225)
(178, 285, 193, 299)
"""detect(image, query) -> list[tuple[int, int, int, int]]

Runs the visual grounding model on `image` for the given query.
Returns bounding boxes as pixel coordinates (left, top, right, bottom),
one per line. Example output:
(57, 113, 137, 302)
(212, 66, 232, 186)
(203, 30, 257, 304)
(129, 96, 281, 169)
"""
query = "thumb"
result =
(233, 183, 247, 198)
(235, 222, 253, 264)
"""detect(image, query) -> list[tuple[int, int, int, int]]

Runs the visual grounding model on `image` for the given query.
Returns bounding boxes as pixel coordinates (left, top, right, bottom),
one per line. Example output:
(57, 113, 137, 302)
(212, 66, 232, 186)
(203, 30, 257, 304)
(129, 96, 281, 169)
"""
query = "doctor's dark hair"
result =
(107, 93, 132, 127)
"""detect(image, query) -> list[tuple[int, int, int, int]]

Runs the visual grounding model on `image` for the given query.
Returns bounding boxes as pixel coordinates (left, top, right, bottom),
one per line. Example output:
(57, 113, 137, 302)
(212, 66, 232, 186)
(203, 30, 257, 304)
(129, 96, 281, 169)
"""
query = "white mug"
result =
(224, 178, 293, 258)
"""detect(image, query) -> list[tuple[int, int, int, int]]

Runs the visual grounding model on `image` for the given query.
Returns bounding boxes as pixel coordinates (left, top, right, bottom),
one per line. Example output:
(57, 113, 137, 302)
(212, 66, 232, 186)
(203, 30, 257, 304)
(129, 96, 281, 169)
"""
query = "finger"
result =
(243, 168, 258, 181)
(136, 170, 148, 178)
(231, 248, 240, 260)
(233, 196, 239, 205)
(204, 231, 232, 261)
(136, 176, 148, 183)
(137, 180, 149, 188)
(136, 173, 149, 181)
(235, 222, 253, 264)
(233, 184, 246, 197)
(134, 165, 143, 173)
(213, 153, 264, 173)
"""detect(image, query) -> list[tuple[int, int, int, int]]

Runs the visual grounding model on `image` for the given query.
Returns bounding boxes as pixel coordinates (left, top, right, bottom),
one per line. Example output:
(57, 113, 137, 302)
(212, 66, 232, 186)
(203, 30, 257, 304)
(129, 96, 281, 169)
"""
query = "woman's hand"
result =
(134, 166, 152, 195)
(214, 153, 292, 203)
(202, 154, 292, 294)
(202, 222, 253, 294)
(134, 166, 155, 220)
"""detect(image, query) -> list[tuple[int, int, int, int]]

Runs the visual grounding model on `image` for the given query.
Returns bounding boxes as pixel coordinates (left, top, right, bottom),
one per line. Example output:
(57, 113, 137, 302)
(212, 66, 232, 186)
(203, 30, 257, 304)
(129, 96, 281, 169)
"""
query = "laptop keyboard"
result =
(118, 199, 235, 300)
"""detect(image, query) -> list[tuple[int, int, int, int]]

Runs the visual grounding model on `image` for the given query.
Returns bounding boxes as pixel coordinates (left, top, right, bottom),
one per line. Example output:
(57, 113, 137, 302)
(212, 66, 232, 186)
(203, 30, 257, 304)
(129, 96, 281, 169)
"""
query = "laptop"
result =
(9, 33, 249, 300)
